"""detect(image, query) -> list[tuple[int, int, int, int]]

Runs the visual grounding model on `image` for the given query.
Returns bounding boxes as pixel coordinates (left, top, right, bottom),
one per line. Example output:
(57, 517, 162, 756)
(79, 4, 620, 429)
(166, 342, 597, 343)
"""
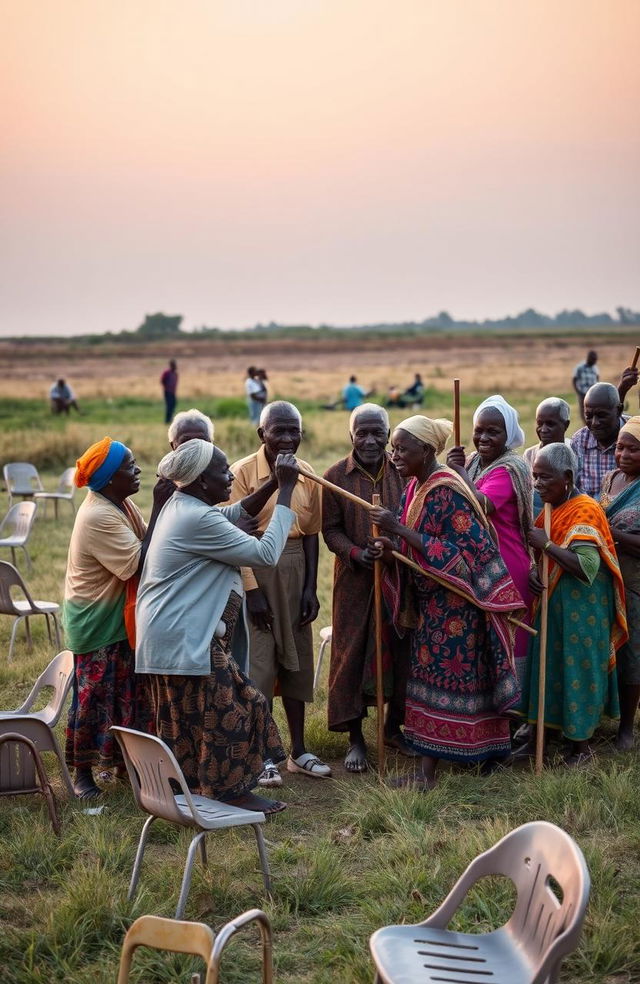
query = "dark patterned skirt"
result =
(65, 637, 153, 771)
(148, 591, 286, 800)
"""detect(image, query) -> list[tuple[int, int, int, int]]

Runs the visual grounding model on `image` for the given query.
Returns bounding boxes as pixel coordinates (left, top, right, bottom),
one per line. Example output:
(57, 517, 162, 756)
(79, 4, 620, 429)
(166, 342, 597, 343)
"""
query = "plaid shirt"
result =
(570, 418, 627, 498)
(573, 362, 599, 395)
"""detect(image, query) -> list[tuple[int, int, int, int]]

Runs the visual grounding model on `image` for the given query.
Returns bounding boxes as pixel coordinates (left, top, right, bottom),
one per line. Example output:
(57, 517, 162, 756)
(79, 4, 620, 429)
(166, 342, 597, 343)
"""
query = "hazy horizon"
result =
(2, 0, 639, 338)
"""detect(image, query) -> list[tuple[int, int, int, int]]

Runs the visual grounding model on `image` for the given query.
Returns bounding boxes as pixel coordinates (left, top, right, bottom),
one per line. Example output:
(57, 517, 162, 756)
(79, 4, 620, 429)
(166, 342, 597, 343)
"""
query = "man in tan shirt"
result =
(230, 401, 331, 785)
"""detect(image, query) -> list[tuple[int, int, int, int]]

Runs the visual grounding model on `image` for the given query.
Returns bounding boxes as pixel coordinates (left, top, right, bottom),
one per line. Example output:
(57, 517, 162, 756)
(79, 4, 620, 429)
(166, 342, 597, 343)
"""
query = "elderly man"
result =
(230, 401, 331, 784)
(570, 381, 636, 498)
(322, 404, 414, 772)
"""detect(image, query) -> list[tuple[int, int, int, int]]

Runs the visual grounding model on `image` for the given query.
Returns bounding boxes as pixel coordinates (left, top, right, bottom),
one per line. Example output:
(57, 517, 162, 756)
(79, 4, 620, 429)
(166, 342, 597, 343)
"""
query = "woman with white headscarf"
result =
(447, 395, 534, 677)
(369, 415, 523, 788)
(135, 439, 299, 814)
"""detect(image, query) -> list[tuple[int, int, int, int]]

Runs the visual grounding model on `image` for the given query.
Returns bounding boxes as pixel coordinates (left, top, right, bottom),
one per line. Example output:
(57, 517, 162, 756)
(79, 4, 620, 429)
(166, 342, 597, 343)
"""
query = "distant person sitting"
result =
(573, 350, 599, 423)
(342, 376, 368, 411)
(245, 366, 267, 423)
(50, 378, 81, 415)
(160, 359, 178, 424)
(402, 373, 425, 408)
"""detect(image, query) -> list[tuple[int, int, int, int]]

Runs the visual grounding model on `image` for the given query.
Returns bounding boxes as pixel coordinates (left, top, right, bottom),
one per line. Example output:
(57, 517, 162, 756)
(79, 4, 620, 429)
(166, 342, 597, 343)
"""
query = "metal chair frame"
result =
(0, 731, 60, 834)
(3, 463, 44, 508)
(0, 561, 61, 660)
(34, 467, 76, 519)
(0, 501, 38, 572)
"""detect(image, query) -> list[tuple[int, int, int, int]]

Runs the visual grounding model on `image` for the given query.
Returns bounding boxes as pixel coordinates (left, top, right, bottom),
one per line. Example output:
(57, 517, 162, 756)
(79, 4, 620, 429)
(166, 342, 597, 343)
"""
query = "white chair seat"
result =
(175, 794, 266, 829)
(13, 599, 59, 615)
(34, 492, 72, 501)
(0, 537, 24, 548)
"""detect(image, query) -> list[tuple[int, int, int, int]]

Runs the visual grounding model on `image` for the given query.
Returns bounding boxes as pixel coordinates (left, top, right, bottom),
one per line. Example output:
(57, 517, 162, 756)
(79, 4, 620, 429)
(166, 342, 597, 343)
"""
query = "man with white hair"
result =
(229, 401, 330, 784)
(322, 404, 413, 772)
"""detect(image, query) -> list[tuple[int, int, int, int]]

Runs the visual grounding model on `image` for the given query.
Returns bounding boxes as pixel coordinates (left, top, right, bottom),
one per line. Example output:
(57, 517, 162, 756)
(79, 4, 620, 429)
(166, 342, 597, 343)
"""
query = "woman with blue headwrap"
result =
(63, 437, 152, 799)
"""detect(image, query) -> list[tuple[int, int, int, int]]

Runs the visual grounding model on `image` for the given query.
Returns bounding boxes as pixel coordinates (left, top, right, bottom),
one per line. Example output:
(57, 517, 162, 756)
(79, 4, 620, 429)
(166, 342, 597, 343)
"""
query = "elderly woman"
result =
(600, 416, 640, 749)
(519, 443, 627, 765)
(135, 439, 299, 814)
(63, 437, 151, 799)
(523, 398, 571, 514)
(370, 416, 523, 788)
(447, 394, 533, 679)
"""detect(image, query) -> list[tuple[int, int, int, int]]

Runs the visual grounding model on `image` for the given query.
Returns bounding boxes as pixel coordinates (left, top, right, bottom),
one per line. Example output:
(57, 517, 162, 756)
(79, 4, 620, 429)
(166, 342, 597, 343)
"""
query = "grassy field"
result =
(1, 337, 639, 983)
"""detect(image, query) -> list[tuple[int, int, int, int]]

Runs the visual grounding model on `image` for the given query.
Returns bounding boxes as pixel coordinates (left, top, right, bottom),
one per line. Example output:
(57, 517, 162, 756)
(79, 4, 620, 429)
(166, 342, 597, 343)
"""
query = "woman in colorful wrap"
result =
(447, 394, 534, 682)
(63, 437, 152, 799)
(600, 416, 640, 749)
(135, 439, 299, 815)
(518, 443, 627, 765)
(369, 415, 524, 789)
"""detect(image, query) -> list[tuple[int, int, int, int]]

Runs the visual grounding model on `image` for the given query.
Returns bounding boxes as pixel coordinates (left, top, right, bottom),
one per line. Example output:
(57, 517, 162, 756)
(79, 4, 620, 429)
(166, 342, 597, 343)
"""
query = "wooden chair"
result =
(3, 463, 44, 508)
(111, 726, 272, 919)
(0, 649, 75, 796)
(0, 561, 61, 660)
(0, 501, 38, 572)
(34, 467, 76, 518)
(0, 732, 60, 834)
(369, 821, 591, 984)
(117, 910, 273, 984)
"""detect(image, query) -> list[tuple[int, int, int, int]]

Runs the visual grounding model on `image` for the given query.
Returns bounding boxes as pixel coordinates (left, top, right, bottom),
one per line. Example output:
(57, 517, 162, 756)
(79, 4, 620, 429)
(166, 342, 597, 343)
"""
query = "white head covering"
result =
(157, 438, 215, 488)
(473, 395, 525, 450)
(396, 415, 453, 455)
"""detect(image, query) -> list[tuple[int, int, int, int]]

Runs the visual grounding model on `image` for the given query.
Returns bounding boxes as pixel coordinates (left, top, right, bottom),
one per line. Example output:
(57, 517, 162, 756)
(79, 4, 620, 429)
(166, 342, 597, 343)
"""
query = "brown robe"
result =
(322, 452, 407, 731)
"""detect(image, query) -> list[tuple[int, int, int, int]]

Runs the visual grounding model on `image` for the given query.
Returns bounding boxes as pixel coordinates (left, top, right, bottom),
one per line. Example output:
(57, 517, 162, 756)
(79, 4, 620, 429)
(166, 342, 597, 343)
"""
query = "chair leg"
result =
(23, 546, 32, 574)
(175, 831, 206, 919)
(128, 814, 156, 901)
(8, 617, 23, 660)
(50, 732, 75, 797)
(11, 547, 16, 567)
(54, 500, 58, 520)
(44, 614, 53, 644)
(51, 614, 61, 649)
(252, 825, 272, 894)
(25, 617, 32, 651)
(200, 835, 208, 868)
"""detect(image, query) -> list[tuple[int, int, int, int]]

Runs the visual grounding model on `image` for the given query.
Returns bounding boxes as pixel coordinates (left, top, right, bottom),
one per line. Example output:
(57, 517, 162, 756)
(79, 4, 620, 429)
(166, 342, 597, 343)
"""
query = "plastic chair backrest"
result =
(15, 649, 74, 722)
(0, 501, 37, 541)
(111, 726, 200, 828)
(0, 732, 39, 792)
(117, 914, 215, 984)
(57, 468, 76, 495)
(3, 463, 43, 494)
(0, 561, 36, 616)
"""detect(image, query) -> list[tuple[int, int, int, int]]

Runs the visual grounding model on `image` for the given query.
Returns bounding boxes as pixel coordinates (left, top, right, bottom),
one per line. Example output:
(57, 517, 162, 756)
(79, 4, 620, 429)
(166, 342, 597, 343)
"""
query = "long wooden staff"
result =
(632, 346, 640, 369)
(371, 493, 385, 773)
(299, 465, 536, 636)
(453, 378, 461, 446)
(535, 502, 552, 775)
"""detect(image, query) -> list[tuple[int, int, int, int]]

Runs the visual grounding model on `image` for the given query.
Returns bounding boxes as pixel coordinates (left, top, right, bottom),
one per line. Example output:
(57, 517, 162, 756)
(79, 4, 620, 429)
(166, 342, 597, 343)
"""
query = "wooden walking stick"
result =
(453, 378, 461, 447)
(371, 493, 385, 774)
(632, 346, 640, 369)
(535, 502, 552, 775)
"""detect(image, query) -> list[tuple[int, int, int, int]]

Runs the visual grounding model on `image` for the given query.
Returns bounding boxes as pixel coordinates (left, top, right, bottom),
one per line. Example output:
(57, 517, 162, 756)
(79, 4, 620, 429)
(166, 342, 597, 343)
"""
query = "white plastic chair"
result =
(3, 463, 44, 508)
(369, 821, 591, 984)
(0, 561, 61, 660)
(0, 649, 75, 796)
(111, 726, 272, 919)
(34, 467, 76, 518)
(117, 910, 274, 984)
(313, 625, 332, 691)
(0, 501, 38, 572)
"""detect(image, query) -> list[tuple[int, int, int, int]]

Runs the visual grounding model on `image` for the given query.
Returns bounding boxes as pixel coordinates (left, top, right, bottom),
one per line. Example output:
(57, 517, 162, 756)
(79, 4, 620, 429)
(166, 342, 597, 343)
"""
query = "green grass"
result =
(0, 396, 638, 982)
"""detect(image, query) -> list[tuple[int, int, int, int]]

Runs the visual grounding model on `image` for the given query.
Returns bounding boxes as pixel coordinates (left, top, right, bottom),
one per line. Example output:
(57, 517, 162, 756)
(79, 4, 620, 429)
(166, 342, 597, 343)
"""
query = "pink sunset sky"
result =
(2, 0, 639, 336)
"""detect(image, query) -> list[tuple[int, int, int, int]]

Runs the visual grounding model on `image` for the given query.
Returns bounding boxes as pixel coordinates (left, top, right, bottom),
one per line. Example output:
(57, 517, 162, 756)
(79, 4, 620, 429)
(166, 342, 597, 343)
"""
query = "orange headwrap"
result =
(75, 437, 121, 489)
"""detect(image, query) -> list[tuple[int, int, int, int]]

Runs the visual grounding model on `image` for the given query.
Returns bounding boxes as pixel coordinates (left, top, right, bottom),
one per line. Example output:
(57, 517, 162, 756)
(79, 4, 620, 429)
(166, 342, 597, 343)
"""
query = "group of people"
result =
(61, 364, 640, 806)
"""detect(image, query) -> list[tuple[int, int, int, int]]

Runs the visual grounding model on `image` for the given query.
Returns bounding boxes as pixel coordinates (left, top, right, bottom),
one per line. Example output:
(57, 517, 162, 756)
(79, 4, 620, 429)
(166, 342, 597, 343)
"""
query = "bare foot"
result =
(387, 774, 437, 792)
(344, 742, 368, 773)
(384, 732, 420, 757)
(615, 730, 635, 751)
(223, 792, 287, 815)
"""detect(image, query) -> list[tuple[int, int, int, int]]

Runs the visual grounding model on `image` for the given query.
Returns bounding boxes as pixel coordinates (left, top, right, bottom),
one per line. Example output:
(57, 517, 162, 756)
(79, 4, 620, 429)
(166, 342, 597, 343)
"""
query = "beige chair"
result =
(34, 467, 76, 519)
(0, 501, 38, 572)
(3, 463, 44, 508)
(117, 909, 273, 984)
(369, 821, 591, 984)
(0, 649, 75, 797)
(111, 726, 272, 919)
(0, 731, 61, 834)
(313, 625, 332, 691)
(0, 561, 61, 660)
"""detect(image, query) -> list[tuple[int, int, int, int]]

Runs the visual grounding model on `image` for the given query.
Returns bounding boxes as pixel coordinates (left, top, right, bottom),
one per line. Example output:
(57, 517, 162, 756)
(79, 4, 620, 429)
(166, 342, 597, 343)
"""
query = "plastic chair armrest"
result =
(209, 909, 272, 983)
(420, 854, 490, 928)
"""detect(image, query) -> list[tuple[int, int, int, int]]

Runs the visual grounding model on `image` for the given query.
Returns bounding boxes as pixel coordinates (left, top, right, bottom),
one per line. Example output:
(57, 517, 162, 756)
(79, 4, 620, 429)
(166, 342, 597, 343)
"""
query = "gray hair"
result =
(535, 442, 578, 481)
(349, 403, 389, 435)
(167, 408, 214, 445)
(584, 382, 620, 409)
(536, 397, 570, 423)
(259, 400, 302, 429)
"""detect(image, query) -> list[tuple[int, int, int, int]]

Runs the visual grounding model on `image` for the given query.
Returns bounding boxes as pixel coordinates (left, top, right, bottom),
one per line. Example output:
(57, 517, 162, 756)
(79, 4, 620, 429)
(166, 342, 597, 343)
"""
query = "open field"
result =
(1, 330, 640, 983)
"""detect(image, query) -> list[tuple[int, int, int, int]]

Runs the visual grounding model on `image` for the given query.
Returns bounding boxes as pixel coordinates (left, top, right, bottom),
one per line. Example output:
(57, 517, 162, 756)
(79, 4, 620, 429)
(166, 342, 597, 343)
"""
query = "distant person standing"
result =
(50, 378, 81, 414)
(342, 375, 367, 411)
(160, 359, 178, 424)
(573, 350, 599, 423)
(245, 366, 266, 424)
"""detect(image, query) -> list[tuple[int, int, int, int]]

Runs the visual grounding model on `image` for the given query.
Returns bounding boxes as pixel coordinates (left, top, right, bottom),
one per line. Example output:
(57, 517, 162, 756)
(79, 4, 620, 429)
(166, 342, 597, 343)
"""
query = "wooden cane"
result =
(371, 493, 386, 774)
(535, 502, 552, 775)
(297, 464, 537, 635)
(632, 346, 640, 369)
(453, 378, 461, 446)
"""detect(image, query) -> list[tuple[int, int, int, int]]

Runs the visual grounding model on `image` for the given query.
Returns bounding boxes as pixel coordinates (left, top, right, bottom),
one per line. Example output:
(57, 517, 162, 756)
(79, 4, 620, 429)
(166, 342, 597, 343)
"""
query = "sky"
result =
(1, 0, 639, 337)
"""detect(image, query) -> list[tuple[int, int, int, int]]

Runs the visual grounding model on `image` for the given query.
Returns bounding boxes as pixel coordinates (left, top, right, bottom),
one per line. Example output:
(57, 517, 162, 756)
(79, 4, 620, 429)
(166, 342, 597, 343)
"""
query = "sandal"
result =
(257, 762, 283, 788)
(344, 744, 368, 773)
(287, 752, 332, 779)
